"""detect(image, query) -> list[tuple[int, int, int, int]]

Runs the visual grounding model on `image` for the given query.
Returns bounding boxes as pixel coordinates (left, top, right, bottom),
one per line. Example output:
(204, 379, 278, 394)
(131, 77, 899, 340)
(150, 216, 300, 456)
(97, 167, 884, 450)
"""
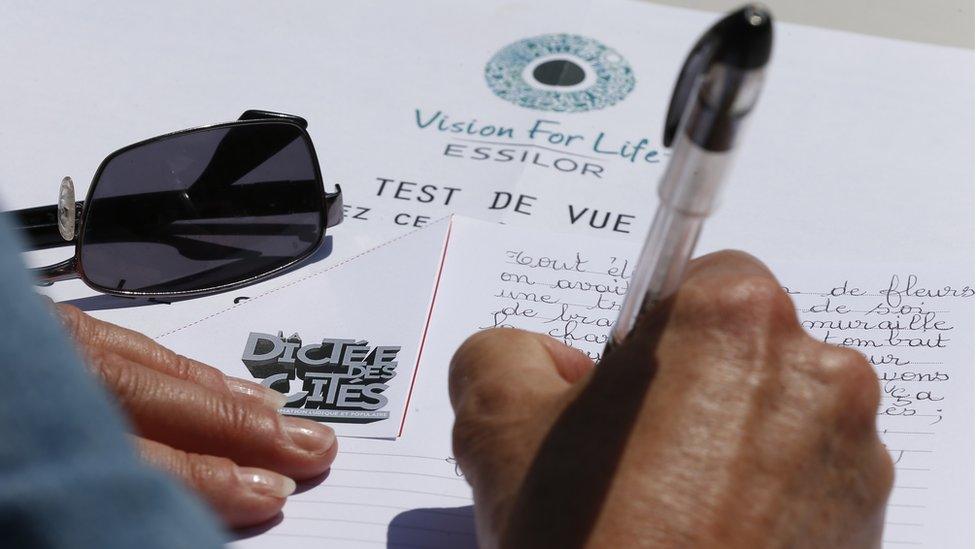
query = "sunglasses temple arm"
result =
(26, 186, 339, 284)
(325, 185, 344, 228)
(31, 257, 80, 285)
(4, 202, 83, 250)
(6, 185, 339, 245)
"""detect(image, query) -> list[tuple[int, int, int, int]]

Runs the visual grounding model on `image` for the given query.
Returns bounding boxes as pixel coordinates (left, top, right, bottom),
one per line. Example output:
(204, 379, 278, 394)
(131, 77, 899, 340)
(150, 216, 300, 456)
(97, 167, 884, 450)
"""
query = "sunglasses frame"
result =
(17, 110, 343, 299)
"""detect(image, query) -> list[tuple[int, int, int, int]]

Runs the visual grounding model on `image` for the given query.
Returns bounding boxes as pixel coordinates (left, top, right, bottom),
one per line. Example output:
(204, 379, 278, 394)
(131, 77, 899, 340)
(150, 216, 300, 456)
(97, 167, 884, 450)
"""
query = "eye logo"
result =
(485, 34, 635, 112)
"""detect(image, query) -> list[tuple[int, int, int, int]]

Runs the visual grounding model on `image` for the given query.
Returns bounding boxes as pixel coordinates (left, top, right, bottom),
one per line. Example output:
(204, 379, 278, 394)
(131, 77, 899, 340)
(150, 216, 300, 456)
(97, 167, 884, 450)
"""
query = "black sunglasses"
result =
(6, 110, 342, 299)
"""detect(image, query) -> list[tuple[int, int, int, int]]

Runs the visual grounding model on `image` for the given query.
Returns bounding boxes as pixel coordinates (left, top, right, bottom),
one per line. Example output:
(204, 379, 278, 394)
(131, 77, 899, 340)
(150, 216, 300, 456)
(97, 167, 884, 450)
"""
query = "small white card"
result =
(157, 218, 451, 439)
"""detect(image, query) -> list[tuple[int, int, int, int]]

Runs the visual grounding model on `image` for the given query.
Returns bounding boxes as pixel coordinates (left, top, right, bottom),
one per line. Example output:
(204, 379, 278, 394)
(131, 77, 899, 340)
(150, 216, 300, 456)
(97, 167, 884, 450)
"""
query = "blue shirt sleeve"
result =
(0, 212, 225, 549)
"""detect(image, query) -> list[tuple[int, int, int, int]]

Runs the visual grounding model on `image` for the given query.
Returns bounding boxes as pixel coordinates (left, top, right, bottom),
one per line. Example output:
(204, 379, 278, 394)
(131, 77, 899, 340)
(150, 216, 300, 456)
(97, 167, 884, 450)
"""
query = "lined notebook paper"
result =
(227, 216, 973, 548)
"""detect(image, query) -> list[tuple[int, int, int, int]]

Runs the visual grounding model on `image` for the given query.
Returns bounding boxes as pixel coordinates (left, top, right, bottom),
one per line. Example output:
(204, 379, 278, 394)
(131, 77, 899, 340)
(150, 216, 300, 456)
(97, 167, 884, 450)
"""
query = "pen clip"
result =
(663, 4, 773, 148)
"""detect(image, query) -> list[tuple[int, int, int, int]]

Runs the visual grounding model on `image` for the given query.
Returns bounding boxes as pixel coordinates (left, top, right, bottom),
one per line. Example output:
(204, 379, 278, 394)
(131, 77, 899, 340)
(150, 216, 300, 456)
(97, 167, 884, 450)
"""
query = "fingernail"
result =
(238, 467, 296, 499)
(282, 416, 336, 455)
(225, 377, 288, 409)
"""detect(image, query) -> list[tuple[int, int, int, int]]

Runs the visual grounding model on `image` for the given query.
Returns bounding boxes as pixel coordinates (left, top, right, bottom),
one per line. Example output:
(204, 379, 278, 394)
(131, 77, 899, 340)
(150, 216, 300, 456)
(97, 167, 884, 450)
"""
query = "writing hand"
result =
(449, 250, 892, 548)
(55, 305, 337, 527)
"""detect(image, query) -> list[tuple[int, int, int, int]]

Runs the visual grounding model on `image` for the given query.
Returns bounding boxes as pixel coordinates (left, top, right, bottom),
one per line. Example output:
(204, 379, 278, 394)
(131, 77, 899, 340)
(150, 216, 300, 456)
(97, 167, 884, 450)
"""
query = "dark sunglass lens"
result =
(80, 122, 323, 294)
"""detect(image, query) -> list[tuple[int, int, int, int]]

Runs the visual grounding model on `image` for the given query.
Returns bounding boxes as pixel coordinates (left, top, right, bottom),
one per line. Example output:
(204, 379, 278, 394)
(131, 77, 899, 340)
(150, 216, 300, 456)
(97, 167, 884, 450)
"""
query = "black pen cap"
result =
(663, 4, 774, 148)
(711, 5, 773, 70)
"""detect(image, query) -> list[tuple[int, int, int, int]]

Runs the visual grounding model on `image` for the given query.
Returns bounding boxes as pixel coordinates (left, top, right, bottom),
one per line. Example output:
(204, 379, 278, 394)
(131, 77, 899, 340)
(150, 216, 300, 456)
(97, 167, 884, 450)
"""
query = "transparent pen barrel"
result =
(610, 206, 704, 345)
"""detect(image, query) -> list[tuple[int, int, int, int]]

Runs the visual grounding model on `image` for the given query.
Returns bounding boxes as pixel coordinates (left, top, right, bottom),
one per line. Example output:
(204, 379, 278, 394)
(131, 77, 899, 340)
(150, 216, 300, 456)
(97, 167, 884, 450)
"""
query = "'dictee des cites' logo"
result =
(242, 332, 400, 424)
(485, 34, 635, 112)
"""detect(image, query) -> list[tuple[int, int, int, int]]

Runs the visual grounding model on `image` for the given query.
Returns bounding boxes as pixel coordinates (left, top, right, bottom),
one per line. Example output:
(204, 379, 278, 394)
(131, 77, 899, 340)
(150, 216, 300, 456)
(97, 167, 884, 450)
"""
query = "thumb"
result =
(448, 328, 593, 546)
(448, 328, 594, 413)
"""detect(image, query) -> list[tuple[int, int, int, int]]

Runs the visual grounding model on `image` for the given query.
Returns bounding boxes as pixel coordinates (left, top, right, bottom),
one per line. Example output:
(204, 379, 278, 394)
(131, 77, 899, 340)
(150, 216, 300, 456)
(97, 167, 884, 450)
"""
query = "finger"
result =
(56, 304, 286, 409)
(682, 249, 776, 282)
(136, 437, 294, 528)
(598, 249, 805, 412)
(650, 249, 800, 342)
(449, 328, 592, 538)
(448, 328, 593, 413)
(89, 349, 337, 479)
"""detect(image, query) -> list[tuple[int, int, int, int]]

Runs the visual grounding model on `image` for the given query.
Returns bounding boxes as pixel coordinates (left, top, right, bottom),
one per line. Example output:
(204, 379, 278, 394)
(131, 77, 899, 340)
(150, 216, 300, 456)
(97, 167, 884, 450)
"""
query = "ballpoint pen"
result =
(605, 4, 773, 356)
